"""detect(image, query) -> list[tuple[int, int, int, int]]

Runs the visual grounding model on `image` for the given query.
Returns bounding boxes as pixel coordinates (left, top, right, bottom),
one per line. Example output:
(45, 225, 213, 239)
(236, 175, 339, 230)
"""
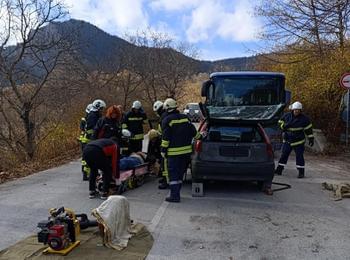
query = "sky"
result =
(63, 0, 264, 61)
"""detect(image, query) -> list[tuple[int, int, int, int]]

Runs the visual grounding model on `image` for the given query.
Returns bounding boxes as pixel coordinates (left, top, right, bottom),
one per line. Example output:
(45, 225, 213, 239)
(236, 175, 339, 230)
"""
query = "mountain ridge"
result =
(50, 19, 257, 73)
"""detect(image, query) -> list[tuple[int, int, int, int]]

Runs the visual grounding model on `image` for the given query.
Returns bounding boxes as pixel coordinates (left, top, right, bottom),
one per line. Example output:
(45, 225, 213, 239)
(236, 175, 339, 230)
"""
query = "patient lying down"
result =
(119, 152, 147, 171)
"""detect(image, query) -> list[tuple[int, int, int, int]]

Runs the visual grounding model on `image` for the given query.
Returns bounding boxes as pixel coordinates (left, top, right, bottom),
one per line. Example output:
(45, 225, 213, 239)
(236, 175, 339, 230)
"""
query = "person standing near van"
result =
(275, 101, 314, 178)
(161, 98, 201, 202)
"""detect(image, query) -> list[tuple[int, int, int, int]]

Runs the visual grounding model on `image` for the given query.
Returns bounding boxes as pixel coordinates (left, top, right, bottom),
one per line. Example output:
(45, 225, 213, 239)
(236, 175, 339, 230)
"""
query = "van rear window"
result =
(208, 126, 263, 143)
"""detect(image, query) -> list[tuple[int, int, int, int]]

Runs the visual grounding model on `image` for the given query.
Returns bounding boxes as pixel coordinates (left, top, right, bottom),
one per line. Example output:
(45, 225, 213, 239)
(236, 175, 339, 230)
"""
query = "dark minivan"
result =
(191, 72, 289, 195)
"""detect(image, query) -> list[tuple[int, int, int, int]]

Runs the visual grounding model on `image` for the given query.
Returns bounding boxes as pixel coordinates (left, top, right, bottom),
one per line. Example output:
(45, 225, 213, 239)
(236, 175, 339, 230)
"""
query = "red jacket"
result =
(87, 139, 119, 178)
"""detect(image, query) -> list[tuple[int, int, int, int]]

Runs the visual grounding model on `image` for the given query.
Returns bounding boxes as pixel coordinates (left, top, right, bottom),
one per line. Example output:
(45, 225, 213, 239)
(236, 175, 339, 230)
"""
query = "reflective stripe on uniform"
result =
(304, 124, 313, 130)
(82, 160, 91, 175)
(169, 180, 182, 185)
(169, 118, 189, 127)
(278, 120, 285, 129)
(195, 132, 201, 139)
(296, 165, 305, 168)
(161, 140, 169, 148)
(167, 145, 192, 156)
(278, 163, 286, 166)
(128, 117, 144, 121)
(162, 157, 168, 181)
(131, 133, 144, 140)
(307, 134, 314, 138)
(290, 139, 306, 146)
(286, 127, 304, 131)
(122, 124, 127, 129)
(86, 129, 94, 134)
(80, 135, 90, 144)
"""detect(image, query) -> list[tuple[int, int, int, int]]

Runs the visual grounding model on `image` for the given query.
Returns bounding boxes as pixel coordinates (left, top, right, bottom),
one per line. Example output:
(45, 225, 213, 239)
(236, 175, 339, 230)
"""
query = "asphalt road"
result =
(1, 151, 350, 259)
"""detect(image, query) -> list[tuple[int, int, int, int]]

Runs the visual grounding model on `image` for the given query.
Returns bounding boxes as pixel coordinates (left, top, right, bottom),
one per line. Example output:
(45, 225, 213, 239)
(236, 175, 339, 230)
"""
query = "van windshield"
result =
(211, 77, 282, 106)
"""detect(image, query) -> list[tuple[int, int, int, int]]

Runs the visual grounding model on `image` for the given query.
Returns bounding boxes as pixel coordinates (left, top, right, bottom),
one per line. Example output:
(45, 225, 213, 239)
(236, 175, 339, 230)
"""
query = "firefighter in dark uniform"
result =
(83, 138, 119, 200)
(81, 99, 106, 180)
(161, 98, 201, 202)
(275, 101, 314, 178)
(153, 100, 171, 189)
(78, 103, 93, 178)
(78, 103, 93, 145)
(122, 100, 149, 152)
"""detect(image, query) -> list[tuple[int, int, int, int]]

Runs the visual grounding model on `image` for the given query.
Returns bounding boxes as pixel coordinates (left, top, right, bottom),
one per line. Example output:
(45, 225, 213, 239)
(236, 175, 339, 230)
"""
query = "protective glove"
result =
(308, 138, 314, 147)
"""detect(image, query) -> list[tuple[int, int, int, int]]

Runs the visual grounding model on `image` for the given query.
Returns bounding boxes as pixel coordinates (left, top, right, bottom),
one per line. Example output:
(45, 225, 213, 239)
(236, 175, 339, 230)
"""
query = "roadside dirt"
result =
(0, 148, 80, 184)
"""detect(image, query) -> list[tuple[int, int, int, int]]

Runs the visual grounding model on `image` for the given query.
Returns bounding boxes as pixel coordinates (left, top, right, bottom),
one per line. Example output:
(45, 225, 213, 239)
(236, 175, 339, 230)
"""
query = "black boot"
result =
(297, 168, 305, 178)
(274, 165, 284, 175)
(165, 196, 180, 203)
(158, 177, 166, 184)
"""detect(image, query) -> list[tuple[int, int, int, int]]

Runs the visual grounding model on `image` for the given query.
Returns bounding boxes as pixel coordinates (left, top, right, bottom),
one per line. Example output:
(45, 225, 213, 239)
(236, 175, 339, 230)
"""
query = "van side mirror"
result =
(285, 90, 291, 104)
(199, 102, 208, 119)
(201, 80, 211, 97)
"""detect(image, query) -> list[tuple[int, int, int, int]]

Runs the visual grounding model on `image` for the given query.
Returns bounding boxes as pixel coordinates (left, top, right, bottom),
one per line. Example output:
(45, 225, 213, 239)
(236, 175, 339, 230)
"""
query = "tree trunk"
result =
(21, 102, 35, 159)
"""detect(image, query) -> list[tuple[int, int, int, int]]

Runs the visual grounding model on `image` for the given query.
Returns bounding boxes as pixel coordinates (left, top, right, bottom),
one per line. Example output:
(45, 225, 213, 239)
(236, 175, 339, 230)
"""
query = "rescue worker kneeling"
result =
(275, 101, 314, 178)
(161, 98, 201, 203)
(83, 138, 119, 200)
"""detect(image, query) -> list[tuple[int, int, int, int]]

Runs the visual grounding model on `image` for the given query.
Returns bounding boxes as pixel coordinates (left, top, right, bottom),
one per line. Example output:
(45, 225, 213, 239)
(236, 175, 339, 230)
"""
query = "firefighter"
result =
(161, 98, 201, 202)
(153, 100, 164, 132)
(78, 103, 93, 144)
(78, 104, 93, 180)
(86, 99, 107, 140)
(122, 100, 149, 152)
(81, 99, 106, 180)
(275, 101, 314, 178)
(120, 129, 132, 156)
(83, 138, 120, 200)
(93, 105, 122, 141)
(153, 100, 171, 189)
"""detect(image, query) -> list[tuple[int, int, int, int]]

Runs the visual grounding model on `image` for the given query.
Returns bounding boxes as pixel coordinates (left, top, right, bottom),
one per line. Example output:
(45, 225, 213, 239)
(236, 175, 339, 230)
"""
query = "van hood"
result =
(206, 104, 285, 123)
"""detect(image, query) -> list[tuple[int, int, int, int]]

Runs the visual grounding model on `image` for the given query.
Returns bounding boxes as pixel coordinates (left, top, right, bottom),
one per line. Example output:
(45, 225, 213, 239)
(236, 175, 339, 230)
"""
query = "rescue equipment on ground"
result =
(37, 207, 97, 255)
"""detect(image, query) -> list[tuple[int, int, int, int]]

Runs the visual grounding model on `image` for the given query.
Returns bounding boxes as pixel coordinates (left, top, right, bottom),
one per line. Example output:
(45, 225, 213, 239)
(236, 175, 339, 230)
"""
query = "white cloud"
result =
(185, 0, 261, 43)
(217, 1, 260, 41)
(64, 0, 149, 35)
(185, 0, 221, 42)
(150, 0, 200, 11)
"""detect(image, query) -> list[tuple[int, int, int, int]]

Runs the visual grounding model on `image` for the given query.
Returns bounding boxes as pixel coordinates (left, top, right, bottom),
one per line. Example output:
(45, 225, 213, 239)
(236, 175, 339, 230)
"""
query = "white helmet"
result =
(92, 99, 106, 111)
(122, 129, 131, 138)
(163, 98, 177, 111)
(291, 101, 302, 110)
(153, 100, 163, 112)
(85, 103, 93, 113)
(132, 100, 142, 109)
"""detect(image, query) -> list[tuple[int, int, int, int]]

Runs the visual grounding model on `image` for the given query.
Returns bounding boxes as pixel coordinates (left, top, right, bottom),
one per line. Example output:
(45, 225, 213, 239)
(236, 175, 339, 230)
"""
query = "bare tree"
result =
(0, 0, 75, 160)
(256, 0, 350, 59)
(126, 29, 199, 106)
